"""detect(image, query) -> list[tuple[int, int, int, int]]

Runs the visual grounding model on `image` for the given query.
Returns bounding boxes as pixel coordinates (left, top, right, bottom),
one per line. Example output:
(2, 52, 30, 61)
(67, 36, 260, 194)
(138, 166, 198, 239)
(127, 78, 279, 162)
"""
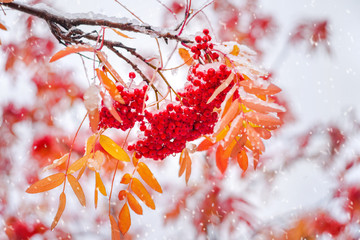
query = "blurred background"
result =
(1, 0, 360, 239)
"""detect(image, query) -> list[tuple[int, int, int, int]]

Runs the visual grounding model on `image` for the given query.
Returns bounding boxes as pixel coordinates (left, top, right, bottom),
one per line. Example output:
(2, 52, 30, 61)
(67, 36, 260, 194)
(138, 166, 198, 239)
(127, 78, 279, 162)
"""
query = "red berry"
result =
(129, 72, 136, 79)
(203, 29, 209, 35)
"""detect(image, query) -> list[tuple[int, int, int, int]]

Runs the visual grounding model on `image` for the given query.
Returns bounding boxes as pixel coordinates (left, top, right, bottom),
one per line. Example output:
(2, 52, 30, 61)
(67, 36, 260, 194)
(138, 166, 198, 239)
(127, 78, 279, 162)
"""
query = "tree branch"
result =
(1, 1, 192, 43)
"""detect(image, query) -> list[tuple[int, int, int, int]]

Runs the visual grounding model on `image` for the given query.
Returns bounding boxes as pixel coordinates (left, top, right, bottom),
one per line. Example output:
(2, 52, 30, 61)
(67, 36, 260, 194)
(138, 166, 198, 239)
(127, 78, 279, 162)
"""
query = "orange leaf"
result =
(230, 45, 240, 56)
(100, 91, 123, 123)
(99, 135, 130, 162)
(0, 22, 7, 31)
(245, 111, 282, 128)
(67, 155, 90, 174)
(132, 153, 139, 167)
(85, 134, 97, 155)
(109, 215, 121, 240)
(223, 115, 245, 149)
(94, 186, 98, 209)
(246, 124, 265, 152)
(89, 108, 100, 133)
(42, 153, 69, 172)
(118, 203, 131, 235)
(96, 171, 107, 196)
(216, 145, 228, 174)
(196, 137, 215, 151)
(207, 72, 235, 104)
(96, 51, 126, 86)
(77, 165, 86, 180)
(214, 98, 240, 136)
(253, 150, 260, 170)
(178, 48, 194, 66)
(240, 80, 281, 95)
(51, 192, 66, 230)
(50, 45, 94, 62)
(67, 174, 86, 207)
(120, 173, 132, 184)
(230, 134, 247, 159)
(185, 153, 192, 185)
(26, 173, 65, 193)
(118, 190, 127, 201)
(242, 98, 285, 113)
(131, 178, 155, 210)
(254, 127, 272, 140)
(96, 69, 125, 104)
(110, 28, 134, 39)
(237, 150, 248, 172)
(178, 149, 187, 177)
(137, 162, 162, 193)
(127, 192, 143, 215)
(0, 0, 15, 2)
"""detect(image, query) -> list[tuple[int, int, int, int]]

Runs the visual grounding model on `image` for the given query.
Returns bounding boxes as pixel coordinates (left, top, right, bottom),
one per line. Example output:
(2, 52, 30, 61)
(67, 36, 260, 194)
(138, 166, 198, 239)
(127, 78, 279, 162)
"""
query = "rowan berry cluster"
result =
(98, 30, 235, 160)
(129, 63, 233, 160)
(98, 84, 148, 131)
(191, 29, 219, 61)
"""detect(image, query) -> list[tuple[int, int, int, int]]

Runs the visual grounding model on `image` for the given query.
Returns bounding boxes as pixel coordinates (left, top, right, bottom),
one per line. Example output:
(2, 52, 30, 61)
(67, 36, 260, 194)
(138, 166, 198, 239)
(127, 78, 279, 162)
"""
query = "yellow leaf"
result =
(50, 44, 94, 62)
(42, 153, 69, 172)
(131, 178, 155, 210)
(109, 215, 121, 240)
(68, 155, 90, 174)
(178, 48, 194, 66)
(96, 171, 107, 196)
(110, 28, 134, 39)
(215, 125, 230, 142)
(137, 162, 162, 193)
(230, 44, 240, 56)
(99, 135, 130, 162)
(51, 192, 66, 230)
(96, 68, 125, 104)
(67, 174, 86, 207)
(118, 203, 131, 235)
(26, 173, 65, 193)
(96, 51, 126, 87)
(127, 192, 143, 215)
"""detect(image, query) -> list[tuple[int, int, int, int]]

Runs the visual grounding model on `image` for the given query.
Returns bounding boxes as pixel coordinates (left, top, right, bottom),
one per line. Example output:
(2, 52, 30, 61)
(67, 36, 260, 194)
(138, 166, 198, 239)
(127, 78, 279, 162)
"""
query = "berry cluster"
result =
(98, 84, 148, 131)
(98, 30, 236, 160)
(129, 63, 233, 160)
(191, 29, 219, 61)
